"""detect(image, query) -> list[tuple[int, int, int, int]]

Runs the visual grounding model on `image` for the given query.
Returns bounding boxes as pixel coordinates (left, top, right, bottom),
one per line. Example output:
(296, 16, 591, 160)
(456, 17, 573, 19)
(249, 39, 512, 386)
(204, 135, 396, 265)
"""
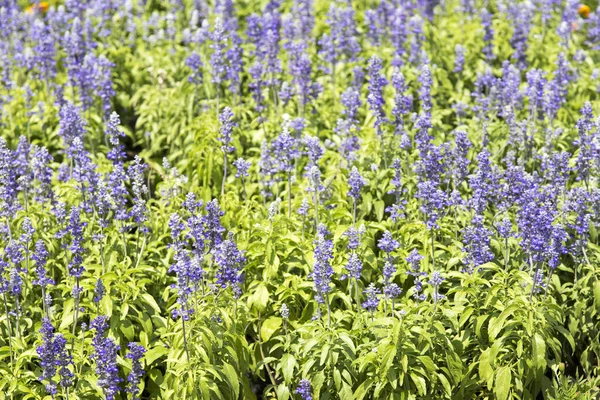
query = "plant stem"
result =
(431, 230, 435, 270)
(71, 277, 80, 355)
(529, 263, 539, 301)
(313, 185, 319, 231)
(3, 293, 14, 369)
(355, 278, 360, 315)
(181, 312, 191, 362)
(257, 313, 277, 388)
(504, 237, 509, 270)
(134, 232, 147, 270)
(325, 293, 331, 329)
(222, 151, 227, 197)
(241, 177, 247, 201)
(287, 171, 292, 218)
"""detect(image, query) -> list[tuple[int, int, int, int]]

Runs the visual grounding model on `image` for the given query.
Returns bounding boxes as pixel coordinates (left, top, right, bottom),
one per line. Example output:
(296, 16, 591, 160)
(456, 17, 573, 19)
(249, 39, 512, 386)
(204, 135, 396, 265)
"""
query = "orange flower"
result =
(578, 4, 591, 18)
(25, 2, 49, 14)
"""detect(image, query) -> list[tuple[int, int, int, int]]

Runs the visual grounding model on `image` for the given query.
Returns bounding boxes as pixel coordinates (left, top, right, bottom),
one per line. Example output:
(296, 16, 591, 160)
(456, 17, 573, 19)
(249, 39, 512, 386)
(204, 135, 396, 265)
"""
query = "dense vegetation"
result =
(1, 0, 600, 398)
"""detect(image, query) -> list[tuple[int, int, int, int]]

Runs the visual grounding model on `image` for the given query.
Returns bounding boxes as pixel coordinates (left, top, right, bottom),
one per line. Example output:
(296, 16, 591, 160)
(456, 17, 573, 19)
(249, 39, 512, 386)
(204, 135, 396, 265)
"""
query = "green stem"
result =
(3, 293, 14, 370)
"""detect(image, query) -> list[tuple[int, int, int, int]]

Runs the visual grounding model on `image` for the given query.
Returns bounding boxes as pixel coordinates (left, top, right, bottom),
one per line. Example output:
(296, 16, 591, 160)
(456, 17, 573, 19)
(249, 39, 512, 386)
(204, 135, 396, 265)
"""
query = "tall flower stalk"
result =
(218, 107, 236, 196)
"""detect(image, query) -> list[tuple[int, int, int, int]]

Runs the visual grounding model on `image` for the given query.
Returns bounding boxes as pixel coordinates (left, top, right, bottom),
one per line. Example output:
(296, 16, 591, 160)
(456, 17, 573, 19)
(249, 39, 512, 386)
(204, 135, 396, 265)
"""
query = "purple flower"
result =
(186, 52, 204, 85)
(272, 121, 299, 173)
(383, 283, 402, 300)
(288, 42, 320, 107)
(547, 224, 568, 270)
(461, 214, 494, 273)
(391, 69, 412, 135)
(451, 131, 471, 186)
(249, 61, 266, 115)
(31, 20, 57, 82)
(406, 249, 425, 277)
(31, 145, 55, 203)
(36, 318, 73, 395)
(348, 167, 366, 200)
(125, 343, 146, 399)
(508, 2, 534, 69)
(516, 187, 557, 264)
(378, 231, 399, 256)
(362, 283, 380, 313)
(367, 56, 388, 136)
(408, 15, 425, 64)
(389, 159, 403, 198)
(91, 316, 123, 400)
(319, 2, 360, 70)
(66, 207, 87, 278)
(532, 267, 546, 295)
(311, 224, 334, 304)
(564, 188, 591, 243)
(429, 271, 445, 303)
(0, 138, 20, 219)
(304, 135, 324, 168)
(213, 232, 245, 298)
(496, 218, 513, 239)
(481, 10, 494, 60)
(298, 198, 310, 216)
(93, 279, 105, 303)
(574, 102, 595, 184)
(233, 158, 251, 178)
(526, 69, 547, 120)
(218, 107, 236, 153)
(296, 379, 312, 400)
(415, 180, 448, 230)
(389, 8, 409, 64)
(345, 225, 365, 251)
(545, 53, 573, 121)
(454, 44, 465, 74)
(341, 87, 361, 123)
(469, 149, 499, 214)
(210, 18, 228, 86)
(344, 253, 363, 280)
(418, 64, 433, 112)
(32, 240, 54, 288)
(202, 199, 226, 248)
(226, 32, 244, 96)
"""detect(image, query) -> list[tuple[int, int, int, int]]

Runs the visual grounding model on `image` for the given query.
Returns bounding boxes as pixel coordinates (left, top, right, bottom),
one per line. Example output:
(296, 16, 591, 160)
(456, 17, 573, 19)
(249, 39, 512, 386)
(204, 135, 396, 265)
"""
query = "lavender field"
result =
(1, 0, 600, 399)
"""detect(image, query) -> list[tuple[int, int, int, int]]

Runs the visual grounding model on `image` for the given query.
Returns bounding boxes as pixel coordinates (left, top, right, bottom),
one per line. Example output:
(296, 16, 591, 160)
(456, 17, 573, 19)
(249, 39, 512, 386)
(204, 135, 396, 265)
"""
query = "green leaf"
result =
(594, 281, 600, 309)
(140, 293, 162, 314)
(248, 283, 270, 313)
(145, 346, 169, 365)
(374, 200, 385, 221)
(355, 378, 374, 400)
(261, 317, 282, 342)
(479, 348, 494, 389)
(281, 354, 296, 384)
(495, 366, 511, 400)
(275, 384, 290, 400)
(380, 344, 397, 380)
(488, 304, 519, 340)
(410, 373, 427, 396)
(222, 363, 240, 399)
(120, 319, 135, 341)
(532, 333, 547, 374)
